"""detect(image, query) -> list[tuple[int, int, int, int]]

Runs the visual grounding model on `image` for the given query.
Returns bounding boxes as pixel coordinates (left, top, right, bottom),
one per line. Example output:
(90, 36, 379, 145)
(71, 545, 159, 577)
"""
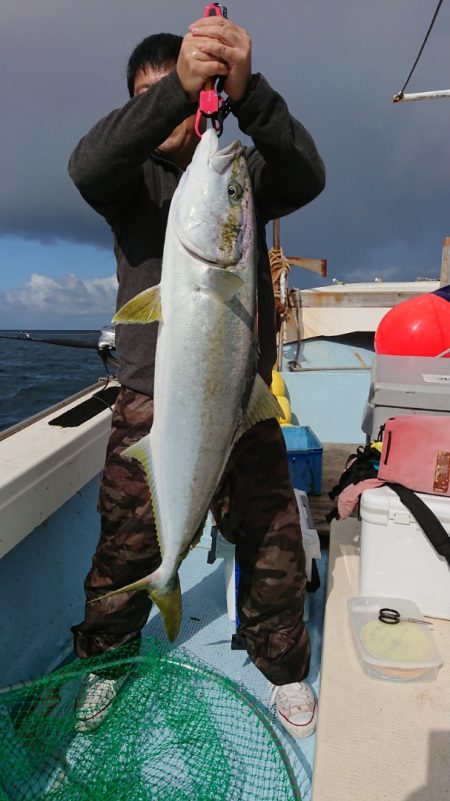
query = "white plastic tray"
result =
(348, 595, 442, 681)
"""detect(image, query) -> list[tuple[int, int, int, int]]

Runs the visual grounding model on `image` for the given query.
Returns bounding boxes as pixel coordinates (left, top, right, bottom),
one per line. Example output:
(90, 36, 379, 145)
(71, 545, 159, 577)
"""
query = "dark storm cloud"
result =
(1, 0, 449, 281)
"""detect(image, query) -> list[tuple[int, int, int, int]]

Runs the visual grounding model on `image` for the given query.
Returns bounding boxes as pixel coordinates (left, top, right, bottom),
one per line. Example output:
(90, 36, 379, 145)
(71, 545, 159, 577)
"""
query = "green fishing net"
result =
(0, 638, 301, 801)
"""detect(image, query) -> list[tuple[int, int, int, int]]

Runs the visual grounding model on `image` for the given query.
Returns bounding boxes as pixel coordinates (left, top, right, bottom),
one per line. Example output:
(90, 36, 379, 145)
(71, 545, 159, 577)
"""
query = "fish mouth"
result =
(198, 128, 243, 173)
(210, 137, 244, 174)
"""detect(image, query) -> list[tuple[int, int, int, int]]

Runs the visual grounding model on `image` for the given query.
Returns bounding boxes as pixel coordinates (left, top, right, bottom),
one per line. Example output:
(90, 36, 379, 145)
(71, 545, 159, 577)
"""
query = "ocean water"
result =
(0, 330, 110, 432)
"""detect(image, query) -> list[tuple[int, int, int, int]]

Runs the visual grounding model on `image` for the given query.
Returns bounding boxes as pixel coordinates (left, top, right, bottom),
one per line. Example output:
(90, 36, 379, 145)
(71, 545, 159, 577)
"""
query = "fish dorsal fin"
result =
(122, 434, 163, 555)
(240, 373, 284, 436)
(113, 285, 162, 324)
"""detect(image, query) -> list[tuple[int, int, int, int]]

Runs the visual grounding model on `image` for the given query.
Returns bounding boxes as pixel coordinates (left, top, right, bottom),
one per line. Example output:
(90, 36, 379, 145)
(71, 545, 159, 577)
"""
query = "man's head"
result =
(127, 33, 198, 169)
(126, 33, 182, 97)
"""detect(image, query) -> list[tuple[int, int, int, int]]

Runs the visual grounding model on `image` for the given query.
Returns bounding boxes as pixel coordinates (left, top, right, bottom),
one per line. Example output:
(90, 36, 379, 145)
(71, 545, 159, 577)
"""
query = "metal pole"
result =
(277, 320, 284, 372)
(393, 89, 450, 103)
(273, 219, 280, 249)
(440, 237, 450, 287)
(273, 219, 283, 370)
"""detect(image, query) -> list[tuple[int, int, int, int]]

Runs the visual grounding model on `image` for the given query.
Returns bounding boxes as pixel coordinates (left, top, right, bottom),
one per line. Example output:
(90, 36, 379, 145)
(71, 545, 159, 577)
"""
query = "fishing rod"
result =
(0, 326, 119, 374)
(0, 332, 96, 348)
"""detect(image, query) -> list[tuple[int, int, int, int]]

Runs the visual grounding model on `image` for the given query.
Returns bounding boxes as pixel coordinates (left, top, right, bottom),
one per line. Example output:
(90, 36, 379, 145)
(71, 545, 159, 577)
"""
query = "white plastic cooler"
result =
(359, 486, 450, 619)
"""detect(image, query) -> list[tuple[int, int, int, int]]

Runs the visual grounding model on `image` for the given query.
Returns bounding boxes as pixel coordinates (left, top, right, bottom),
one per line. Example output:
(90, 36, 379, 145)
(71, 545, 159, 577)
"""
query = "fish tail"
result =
(87, 573, 182, 643)
(148, 574, 182, 642)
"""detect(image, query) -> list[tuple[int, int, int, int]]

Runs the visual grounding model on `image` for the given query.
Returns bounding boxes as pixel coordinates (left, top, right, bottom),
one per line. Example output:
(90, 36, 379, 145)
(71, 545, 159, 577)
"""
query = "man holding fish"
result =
(69, 10, 325, 739)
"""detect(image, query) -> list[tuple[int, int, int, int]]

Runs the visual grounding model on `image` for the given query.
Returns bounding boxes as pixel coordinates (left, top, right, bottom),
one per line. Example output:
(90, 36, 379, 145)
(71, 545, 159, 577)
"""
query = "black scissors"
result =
(378, 607, 433, 626)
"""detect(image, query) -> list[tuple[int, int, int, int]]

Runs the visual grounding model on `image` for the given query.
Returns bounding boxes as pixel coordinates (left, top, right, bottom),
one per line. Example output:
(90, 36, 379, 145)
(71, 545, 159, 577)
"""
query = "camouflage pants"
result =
(72, 386, 310, 685)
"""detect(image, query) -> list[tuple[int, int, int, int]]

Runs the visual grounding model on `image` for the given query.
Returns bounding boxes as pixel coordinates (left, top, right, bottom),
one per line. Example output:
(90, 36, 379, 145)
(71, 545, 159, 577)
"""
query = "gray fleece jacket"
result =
(69, 70, 325, 396)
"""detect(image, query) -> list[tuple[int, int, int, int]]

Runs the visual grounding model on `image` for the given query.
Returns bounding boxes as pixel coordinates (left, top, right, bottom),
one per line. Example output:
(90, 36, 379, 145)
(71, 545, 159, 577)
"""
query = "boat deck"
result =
(307, 442, 357, 535)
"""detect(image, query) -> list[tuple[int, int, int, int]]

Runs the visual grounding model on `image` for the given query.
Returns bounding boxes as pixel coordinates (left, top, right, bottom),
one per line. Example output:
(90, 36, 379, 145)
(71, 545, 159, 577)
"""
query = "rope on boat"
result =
(269, 247, 292, 371)
(269, 247, 291, 320)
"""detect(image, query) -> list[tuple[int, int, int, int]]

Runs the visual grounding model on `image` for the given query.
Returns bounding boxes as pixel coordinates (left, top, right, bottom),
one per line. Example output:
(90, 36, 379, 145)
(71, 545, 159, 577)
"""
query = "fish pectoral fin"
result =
(113, 285, 162, 324)
(149, 575, 182, 642)
(240, 373, 284, 436)
(198, 267, 244, 303)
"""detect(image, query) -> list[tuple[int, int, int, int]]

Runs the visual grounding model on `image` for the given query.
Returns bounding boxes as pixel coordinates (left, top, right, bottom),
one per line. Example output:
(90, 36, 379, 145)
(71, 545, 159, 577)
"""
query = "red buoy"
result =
(374, 287, 450, 358)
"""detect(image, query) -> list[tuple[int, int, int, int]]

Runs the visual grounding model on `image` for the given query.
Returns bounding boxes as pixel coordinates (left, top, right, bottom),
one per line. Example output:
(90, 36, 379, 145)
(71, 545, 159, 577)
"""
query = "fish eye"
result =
(228, 182, 243, 203)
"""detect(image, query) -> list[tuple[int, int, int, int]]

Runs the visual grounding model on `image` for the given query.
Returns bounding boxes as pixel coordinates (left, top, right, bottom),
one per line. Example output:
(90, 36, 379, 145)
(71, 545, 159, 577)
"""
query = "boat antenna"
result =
(393, 0, 448, 102)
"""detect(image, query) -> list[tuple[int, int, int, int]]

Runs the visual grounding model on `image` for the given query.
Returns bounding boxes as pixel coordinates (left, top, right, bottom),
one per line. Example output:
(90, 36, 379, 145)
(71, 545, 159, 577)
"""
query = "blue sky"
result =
(0, 236, 117, 328)
(1, 0, 450, 329)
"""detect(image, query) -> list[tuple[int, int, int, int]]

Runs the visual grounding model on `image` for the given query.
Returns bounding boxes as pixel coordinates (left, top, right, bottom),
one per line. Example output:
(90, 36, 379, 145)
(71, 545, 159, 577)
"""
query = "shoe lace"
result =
(270, 682, 313, 713)
(84, 676, 117, 704)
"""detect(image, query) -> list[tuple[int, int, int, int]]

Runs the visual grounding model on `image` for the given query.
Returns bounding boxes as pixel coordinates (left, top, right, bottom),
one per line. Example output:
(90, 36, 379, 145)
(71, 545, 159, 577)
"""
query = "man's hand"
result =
(177, 16, 251, 103)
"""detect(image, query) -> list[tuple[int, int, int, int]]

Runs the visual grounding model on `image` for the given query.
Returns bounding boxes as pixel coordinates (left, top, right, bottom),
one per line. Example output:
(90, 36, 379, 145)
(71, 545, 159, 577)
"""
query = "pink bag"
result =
(378, 414, 450, 496)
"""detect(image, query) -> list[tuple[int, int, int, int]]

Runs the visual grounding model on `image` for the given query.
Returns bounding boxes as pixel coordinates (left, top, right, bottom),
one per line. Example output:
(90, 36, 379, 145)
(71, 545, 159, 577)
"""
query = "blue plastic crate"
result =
(281, 425, 323, 494)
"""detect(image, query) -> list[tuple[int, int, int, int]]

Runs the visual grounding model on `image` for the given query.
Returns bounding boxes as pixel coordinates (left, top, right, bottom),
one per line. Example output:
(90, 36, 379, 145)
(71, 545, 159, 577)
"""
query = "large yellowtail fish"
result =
(95, 128, 281, 640)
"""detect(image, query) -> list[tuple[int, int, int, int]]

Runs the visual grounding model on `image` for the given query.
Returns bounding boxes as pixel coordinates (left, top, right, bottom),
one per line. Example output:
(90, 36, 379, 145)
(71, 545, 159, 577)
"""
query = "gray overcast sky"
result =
(1, 0, 449, 327)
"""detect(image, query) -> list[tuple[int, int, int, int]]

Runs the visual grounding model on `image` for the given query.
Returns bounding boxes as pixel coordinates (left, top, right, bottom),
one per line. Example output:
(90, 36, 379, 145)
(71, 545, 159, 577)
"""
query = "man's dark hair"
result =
(127, 33, 183, 97)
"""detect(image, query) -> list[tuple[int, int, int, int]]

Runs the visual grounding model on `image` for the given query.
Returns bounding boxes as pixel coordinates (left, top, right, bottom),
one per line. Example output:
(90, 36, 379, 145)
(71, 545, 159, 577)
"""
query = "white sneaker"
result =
(74, 673, 126, 733)
(269, 681, 317, 739)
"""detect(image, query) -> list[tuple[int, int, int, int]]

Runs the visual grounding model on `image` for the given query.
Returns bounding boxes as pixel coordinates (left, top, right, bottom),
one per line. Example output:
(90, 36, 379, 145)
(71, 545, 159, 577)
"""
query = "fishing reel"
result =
(97, 324, 119, 375)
